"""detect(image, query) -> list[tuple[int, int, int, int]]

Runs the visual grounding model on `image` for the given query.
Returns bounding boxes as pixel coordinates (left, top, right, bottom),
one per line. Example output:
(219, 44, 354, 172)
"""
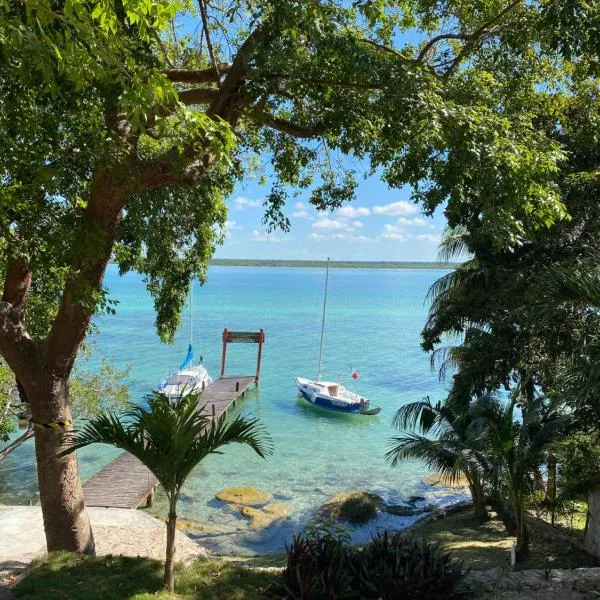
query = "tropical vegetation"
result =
(59, 390, 272, 592)
(284, 524, 464, 599)
(2, 0, 598, 555)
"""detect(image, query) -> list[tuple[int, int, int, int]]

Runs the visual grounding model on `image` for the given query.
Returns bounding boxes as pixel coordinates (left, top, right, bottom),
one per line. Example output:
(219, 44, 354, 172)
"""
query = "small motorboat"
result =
(296, 377, 381, 415)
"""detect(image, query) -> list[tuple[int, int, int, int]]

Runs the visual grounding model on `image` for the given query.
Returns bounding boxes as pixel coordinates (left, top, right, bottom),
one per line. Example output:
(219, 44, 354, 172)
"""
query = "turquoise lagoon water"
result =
(0, 265, 467, 555)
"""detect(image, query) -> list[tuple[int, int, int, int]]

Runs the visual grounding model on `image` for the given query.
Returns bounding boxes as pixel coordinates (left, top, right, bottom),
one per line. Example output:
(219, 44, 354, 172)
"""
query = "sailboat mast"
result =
(189, 281, 193, 346)
(317, 258, 330, 381)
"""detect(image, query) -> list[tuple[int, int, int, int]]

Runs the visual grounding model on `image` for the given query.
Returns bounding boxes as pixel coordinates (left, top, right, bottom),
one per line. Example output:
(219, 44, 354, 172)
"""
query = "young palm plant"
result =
(386, 396, 490, 521)
(60, 390, 272, 592)
(469, 394, 571, 560)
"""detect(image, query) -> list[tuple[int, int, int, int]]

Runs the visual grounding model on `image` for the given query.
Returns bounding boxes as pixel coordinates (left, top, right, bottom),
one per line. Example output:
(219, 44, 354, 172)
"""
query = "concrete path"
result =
(0, 506, 207, 589)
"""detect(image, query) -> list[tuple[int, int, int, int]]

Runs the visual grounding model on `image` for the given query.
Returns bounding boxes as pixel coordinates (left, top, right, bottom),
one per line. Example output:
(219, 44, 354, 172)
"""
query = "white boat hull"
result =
(160, 365, 212, 403)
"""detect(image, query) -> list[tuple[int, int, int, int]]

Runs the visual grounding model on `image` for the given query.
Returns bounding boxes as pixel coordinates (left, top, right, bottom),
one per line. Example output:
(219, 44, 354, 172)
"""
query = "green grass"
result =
(14, 553, 280, 600)
(209, 259, 459, 270)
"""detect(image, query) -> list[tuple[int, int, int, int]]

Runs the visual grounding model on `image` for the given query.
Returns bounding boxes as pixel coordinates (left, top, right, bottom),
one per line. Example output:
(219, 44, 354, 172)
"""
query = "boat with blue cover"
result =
(159, 285, 212, 403)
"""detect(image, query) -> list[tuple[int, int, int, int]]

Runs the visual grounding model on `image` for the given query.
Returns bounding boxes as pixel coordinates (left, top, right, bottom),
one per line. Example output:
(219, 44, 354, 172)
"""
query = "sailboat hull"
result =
(296, 377, 363, 414)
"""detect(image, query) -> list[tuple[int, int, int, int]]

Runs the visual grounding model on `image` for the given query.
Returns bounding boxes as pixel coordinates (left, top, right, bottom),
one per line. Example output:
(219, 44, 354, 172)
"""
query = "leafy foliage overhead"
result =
(2, 0, 599, 343)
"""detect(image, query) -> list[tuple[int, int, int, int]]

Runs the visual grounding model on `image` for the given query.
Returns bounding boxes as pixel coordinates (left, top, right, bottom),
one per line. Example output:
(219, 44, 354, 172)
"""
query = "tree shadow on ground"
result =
(14, 553, 163, 599)
(13, 552, 279, 600)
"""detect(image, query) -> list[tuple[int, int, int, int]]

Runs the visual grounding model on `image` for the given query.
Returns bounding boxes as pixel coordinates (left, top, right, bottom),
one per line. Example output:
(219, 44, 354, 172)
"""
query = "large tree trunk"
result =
(164, 511, 178, 592)
(492, 495, 517, 535)
(585, 487, 600, 558)
(0, 169, 129, 554)
(30, 374, 94, 554)
(468, 482, 489, 521)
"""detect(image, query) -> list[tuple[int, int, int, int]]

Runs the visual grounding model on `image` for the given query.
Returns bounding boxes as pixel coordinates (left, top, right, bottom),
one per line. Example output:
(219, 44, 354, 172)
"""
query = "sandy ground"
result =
(0, 505, 207, 583)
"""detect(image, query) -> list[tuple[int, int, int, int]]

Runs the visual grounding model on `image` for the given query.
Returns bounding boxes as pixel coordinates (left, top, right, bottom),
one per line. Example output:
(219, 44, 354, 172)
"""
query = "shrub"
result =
(283, 529, 464, 599)
(354, 531, 464, 599)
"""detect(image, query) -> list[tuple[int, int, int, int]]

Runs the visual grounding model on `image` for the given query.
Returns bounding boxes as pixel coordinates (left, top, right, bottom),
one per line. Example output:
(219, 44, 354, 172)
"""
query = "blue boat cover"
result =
(179, 343, 194, 370)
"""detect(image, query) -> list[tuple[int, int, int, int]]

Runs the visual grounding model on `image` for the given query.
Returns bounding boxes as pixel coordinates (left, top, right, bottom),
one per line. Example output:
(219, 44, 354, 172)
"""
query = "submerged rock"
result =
(239, 502, 291, 528)
(318, 491, 384, 524)
(216, 487, 272, 507)
(384, 503, 435, 517)
(176, 517, 219, 535)
(407, 495, 427, 504)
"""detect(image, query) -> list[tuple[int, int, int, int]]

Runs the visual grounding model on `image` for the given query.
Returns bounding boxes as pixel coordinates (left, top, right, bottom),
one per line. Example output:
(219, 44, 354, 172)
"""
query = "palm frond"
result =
(437, 225, 472, 263)
(391, 397, 442, 433)
(60, 390, 272, 497)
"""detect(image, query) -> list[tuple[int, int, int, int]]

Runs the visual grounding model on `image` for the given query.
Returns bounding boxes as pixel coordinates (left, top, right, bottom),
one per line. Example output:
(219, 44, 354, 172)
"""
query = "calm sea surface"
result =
(0, 265, 466, 555)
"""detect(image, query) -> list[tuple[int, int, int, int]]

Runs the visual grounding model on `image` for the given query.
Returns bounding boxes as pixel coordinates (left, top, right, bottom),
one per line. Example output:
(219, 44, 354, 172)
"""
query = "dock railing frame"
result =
(220, 328, 265, 383)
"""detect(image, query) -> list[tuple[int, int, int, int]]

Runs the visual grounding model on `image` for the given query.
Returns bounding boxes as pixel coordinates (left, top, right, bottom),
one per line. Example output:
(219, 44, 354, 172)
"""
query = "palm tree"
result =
(469, 394, 571, 560)
(386, 396, 490, 521)
(60, 390, 272, 592)
(533, 265, 600, 555)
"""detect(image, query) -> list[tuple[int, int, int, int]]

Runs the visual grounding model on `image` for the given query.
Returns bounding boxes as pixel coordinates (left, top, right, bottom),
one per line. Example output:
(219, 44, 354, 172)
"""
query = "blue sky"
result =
(217, 175, 448, 262)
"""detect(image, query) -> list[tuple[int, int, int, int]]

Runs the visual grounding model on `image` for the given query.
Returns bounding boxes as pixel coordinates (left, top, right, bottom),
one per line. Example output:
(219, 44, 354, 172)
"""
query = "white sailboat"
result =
(159, 284, 212, 403)
(295, 258, 381, 415)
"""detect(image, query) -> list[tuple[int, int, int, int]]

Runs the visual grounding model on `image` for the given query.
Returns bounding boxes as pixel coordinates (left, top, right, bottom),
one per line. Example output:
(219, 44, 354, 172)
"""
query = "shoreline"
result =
(208, 259, 459, 269)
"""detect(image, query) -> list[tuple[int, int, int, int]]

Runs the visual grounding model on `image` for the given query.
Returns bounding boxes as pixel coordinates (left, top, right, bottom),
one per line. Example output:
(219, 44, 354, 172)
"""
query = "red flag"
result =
(352, 369, 358, 380)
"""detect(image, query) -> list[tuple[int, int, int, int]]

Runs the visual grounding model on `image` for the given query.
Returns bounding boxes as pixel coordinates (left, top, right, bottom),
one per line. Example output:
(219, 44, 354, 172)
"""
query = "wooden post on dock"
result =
(220, 328, 228, 377)
(256, 328, 265, 383)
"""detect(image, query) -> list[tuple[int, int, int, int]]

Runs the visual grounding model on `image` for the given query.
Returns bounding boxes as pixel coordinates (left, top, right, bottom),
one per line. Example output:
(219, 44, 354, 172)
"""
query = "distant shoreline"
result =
(209, 259, 458, 269)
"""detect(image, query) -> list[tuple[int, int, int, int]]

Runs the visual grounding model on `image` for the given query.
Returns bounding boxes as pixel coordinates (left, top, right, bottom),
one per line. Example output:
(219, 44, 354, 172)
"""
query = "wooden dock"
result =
(82, 375, 257, 509)
(82, 452, 158, 509)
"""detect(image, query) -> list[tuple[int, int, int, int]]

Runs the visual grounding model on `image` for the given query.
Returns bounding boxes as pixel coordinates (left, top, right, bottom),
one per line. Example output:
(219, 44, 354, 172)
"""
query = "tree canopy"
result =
(3, 0, 597, 344)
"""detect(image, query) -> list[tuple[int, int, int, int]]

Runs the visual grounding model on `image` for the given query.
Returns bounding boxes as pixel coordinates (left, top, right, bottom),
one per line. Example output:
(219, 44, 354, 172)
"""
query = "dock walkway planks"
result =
(82, 375, 257, 509)
(82, 452, 158, 509)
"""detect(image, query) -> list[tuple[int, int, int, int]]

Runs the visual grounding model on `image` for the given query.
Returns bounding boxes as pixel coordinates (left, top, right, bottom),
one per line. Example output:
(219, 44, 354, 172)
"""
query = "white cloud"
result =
(224, 220, 243, 231)
(331, 233, 371, 242)
(373, 201, 418, 216)
(250, 229, 285, 243)
(336, 206, 371, 218)
(312, 218, 346, 231)
(397, 217, 427, 226)
(351, 220, 364, 228)
(234, 196, 263, 210)
(308, 233, 325, 241)
(416, 233, 441, 243)
(294, 201, 306, 210)
(292, 209, 313, 220)
(381, 223, 409, 241)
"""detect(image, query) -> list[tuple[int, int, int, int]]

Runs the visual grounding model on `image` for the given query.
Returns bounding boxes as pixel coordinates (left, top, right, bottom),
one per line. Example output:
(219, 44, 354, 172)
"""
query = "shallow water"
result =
(0, 265, 466, 555)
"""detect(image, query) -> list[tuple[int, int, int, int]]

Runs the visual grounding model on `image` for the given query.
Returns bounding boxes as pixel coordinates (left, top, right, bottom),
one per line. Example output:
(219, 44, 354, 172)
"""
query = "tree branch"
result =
(417, 33, 470, 63)
(444, 0, 521, 76)
(417, 0, 522, 72)
(198, 0, 220, 77)
(0, 426, 34, 463)
(261, 74, 387, 92)
(0, 302, 40, 378)
(209, 25, 265, 122)
(177, 87, 220, 105)
(250, 110, 323, 138)
(2, 256, 32, 310)
(136, 146, 208, 190)
(164, 66, 231, 84)
(45, 167, 130, 374)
